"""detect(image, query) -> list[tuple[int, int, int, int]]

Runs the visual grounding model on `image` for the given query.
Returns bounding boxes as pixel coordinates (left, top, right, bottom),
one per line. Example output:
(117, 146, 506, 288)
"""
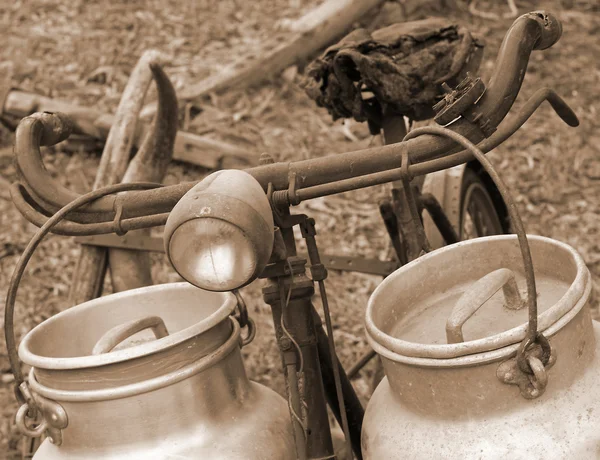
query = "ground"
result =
(0, 0, 599, 457)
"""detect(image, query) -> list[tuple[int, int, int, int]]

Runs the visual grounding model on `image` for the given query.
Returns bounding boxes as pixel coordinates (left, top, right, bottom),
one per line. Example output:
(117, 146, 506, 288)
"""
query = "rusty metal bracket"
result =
(15, 382, 68, 446)
(497, 342, 556, 399)
(433, 74, 490, 133)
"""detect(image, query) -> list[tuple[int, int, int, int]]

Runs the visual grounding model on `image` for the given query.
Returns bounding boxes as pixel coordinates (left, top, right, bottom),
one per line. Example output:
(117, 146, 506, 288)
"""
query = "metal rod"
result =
(420, 192, 460, 244)
(315, 318, 364, 460)
(14, 86, 577, 234)
(379, 200, 407, 266)
(318, 279, 352, 459)
(347, 348, 377, 380)
(261, 217, 334, 459)
(299, 216, 351, 459)
(277, 273, 308, 460)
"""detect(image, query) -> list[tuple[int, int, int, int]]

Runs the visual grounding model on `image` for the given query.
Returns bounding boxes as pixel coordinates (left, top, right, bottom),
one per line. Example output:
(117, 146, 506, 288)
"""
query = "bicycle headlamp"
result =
(164, 170, 274, 291)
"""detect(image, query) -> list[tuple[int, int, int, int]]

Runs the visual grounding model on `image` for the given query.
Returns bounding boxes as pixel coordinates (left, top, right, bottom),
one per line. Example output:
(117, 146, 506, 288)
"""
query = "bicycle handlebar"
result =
(12, 11, 577, 232)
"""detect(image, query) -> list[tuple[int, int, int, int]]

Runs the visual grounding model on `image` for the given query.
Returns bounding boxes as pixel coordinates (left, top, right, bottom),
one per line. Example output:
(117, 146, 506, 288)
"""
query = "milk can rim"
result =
(18, 282, 237, 370)
(364, 235, 589, 361)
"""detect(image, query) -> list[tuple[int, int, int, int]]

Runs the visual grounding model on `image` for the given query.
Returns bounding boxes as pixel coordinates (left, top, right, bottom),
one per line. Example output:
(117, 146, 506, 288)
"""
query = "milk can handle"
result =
(92, 316, 169, 355)
(446, 268, 525, 344)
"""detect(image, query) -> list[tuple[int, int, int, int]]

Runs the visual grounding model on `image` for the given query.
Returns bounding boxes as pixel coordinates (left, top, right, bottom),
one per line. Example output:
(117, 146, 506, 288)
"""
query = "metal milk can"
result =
(362, 234, 599, 459)
(16, 283, 295, 459)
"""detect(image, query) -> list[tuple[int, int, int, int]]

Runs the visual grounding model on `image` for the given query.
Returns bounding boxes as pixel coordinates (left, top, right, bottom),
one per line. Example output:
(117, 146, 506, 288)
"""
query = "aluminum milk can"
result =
(17, 283, 295, 459)
(362, 235, 599, 459)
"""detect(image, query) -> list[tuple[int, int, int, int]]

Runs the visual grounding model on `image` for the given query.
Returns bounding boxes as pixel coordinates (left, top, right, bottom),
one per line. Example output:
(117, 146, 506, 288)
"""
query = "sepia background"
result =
(0, 0, 598, 456)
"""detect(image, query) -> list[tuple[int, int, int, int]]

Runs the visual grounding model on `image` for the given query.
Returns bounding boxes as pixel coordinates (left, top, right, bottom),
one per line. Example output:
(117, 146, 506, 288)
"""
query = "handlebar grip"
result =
(27, 112, 73, 146)
(529, 11, 562, 50)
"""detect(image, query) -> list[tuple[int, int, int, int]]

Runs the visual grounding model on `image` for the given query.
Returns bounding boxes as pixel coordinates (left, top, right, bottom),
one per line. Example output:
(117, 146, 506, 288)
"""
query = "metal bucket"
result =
(18, 283, 295, 459)
(362, 235, 599, 459)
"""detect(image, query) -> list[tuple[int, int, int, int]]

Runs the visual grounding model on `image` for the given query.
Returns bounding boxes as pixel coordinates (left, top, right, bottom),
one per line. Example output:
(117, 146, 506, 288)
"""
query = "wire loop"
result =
(112, 196, 127, 236)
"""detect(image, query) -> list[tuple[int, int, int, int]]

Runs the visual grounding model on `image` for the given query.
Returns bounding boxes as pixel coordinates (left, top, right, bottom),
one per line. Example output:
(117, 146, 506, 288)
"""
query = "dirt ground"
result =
(0, 0, 599, 457)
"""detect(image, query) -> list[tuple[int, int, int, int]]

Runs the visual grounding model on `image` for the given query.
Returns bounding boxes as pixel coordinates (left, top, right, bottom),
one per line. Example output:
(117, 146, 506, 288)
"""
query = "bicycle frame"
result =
(5, 10, 581, 460)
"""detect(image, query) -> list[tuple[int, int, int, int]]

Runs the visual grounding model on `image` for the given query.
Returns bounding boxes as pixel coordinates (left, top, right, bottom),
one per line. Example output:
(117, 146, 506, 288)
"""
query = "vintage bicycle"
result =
(5, 10, 597, 460)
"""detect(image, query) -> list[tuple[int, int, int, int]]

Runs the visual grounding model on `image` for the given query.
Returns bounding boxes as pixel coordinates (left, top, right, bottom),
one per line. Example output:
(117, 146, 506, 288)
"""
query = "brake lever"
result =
(538, 88, 579, 127)
(407, 87, 579, 177)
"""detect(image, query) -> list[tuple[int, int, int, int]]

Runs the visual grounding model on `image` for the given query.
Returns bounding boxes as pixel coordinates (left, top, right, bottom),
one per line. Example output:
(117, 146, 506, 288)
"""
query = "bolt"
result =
(456, 73, 474, 91)
(279, 337, 292, 350)
(433, 99, 447, 114)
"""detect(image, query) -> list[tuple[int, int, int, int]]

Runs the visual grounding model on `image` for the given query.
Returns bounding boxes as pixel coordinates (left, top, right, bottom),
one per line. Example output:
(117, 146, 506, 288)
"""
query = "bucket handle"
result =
(92, 316, 169, 355)
(446, 268, 525, 344)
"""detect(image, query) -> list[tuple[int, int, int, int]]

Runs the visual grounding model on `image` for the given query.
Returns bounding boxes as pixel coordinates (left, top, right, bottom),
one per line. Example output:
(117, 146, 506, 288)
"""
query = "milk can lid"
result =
(19, 283, 237, 370)
(365, 235, 589, 365)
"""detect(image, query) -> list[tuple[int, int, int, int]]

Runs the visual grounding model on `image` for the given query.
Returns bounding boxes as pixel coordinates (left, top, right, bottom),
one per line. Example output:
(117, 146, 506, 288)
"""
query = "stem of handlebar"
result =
(14, 11, 569, 227)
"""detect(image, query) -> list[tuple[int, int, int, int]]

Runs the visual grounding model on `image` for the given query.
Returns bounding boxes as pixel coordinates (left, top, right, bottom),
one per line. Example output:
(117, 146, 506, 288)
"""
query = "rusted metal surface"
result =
(300, 218, 352, 459)
(109, 63, 178, 293)
(314, 316, 364, 459)
(14, 381, 67, 445)
(303, 18, 484, 126)
(13, 82, 576, 230)
(261, 249, 334, 460)
(433, 75, 487, 127)
(497, 341, 556, 399)
(10, 12, 574, 229)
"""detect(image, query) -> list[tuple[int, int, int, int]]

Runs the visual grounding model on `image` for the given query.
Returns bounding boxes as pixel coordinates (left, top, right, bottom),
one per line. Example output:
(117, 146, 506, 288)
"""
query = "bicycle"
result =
(4, 10, 580, 460)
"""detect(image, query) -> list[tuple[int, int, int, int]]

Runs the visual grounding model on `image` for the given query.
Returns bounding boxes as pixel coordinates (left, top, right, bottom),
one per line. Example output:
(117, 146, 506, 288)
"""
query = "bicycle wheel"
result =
(459, 167, 505, 239)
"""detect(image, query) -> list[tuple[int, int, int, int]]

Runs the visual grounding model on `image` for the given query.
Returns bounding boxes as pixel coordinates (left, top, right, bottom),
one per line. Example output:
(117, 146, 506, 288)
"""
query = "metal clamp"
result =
(516, 331, 553, 373)
(112, 195, 127, 236)
(233, 289, 255, 347)
(399, 150, 430, 255)
(271, 171, 301, 207)
(239, 317, 256, 347)
(15, 382, 68, 445)
(497, 339, 556, 399)
(433, 74, 486, 125)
